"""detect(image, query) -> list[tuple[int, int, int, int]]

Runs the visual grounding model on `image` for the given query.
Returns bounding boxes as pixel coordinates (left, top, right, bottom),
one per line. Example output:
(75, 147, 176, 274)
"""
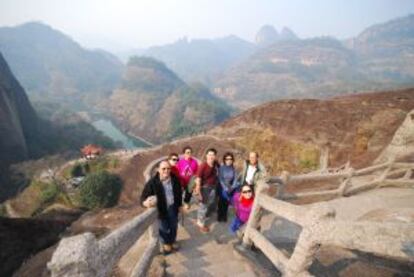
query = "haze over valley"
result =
(1, 1, 414, 276)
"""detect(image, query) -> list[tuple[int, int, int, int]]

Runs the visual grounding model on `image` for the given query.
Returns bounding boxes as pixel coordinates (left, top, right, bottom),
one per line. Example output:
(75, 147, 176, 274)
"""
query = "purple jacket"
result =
(232, 192, 254, 223)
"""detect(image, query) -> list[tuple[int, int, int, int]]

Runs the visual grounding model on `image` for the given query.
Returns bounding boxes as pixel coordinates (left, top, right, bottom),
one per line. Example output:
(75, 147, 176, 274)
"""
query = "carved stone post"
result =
(339, 168, 354, 196)
(285, 227, 318, 277)
(285, 203, 335, 277)
(403, 169, 413, 179)
(278, 171, 289, 199)
(319, 146, 329, 172)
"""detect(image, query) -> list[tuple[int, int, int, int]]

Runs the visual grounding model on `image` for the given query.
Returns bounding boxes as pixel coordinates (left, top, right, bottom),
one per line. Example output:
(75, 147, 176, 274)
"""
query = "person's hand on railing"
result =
(143, 196, 157, 208)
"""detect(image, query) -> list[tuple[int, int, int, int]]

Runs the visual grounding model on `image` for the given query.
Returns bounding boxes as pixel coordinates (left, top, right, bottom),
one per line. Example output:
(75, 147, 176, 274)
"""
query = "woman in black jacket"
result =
(141, 160, 182, 254)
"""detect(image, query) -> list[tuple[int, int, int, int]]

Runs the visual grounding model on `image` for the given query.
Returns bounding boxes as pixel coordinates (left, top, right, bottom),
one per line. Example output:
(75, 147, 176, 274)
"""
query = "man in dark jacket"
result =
(141, 160, 182, 254)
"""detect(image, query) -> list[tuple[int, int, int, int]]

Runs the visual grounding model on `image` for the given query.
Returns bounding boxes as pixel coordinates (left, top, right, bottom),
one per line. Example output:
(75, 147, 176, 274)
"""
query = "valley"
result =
(1, 10, 414, 277)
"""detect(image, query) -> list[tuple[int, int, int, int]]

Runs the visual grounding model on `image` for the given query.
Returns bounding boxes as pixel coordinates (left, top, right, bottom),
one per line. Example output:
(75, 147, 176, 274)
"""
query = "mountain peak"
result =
(280, 26, 298, 40)
(255, 25, 279, 46)
(255, 25, 298, 46)
(355, 14, 414, 45)
(123, 56, 183, 93)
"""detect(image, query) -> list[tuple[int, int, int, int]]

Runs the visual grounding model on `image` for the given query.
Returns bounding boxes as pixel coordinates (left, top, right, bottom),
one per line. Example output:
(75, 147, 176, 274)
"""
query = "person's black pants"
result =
(159, 205, 178, 245)
(183, 188, 192, 204)
(217, 195, 229, 222)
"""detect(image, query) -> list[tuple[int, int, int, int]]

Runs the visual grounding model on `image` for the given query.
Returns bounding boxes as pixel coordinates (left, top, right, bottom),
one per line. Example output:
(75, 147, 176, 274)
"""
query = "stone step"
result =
(194, 260, 256, 276)
(162, 203, 255, 276)
(166, 245, 239, 267)
(165, 260, 256, 277)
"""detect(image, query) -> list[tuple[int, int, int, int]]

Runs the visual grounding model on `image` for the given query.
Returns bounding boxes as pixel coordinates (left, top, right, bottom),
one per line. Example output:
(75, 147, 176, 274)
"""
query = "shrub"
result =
(299, 159, 318, 170)
(40, 182, 60, 204)
(79, 171, 122, 209)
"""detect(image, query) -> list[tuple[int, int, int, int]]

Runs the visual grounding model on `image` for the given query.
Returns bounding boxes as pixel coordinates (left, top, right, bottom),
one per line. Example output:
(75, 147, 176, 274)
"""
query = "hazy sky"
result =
(1, 0, 414, 51)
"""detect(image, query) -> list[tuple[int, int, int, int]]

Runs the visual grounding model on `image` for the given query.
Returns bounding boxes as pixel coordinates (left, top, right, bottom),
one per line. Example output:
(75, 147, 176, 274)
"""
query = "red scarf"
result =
(240, 195, 254, 207)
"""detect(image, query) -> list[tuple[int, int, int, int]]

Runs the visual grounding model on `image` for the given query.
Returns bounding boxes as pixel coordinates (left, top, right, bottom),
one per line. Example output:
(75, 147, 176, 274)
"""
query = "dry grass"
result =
(235, 128, 320, 175)
(8, 181, 73, 217)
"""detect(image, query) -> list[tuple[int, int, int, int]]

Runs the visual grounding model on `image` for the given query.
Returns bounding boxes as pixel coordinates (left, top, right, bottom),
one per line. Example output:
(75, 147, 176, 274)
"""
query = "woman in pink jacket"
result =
(176, 146, 198, 210)
(230, 184, 255, 234)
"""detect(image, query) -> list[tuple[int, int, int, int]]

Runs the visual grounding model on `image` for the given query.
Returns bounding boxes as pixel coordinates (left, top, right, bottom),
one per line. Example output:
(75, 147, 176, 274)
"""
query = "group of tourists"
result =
(140, 146, 267, 255)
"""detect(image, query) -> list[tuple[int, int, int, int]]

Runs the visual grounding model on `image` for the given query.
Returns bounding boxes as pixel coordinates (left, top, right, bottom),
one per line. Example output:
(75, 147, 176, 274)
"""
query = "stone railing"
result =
(277, 160, 414, 201)
(47, 208, 158, 276)
(47, 158, 166, 276)
(242, 178, 414, 277)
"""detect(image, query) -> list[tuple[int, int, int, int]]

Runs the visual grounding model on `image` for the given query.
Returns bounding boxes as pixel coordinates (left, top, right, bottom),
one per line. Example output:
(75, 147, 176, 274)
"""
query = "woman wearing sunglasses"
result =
(217, 152, 238, 222)
(168, 153, 180, 178)
(230, 184, 255, 235)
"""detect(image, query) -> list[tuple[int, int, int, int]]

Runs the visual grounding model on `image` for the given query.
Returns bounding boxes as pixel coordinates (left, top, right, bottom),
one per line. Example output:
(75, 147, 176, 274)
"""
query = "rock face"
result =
(105, 57, 232, 144)
(375, 109, 414, 163)
(0, 52, 38, 188)
(214, 15, 414, 109)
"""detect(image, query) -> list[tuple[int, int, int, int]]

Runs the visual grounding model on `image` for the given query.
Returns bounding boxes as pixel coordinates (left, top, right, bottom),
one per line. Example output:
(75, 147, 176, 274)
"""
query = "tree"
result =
(79, 171, 122, 209)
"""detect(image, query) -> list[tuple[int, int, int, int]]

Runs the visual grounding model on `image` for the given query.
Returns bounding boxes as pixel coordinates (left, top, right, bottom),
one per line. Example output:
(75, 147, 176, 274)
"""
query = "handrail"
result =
(48, 157, 164, 277)
(270, 160, 414, 201)
(241, 161, 414, 276)
(47, 208, 158, 276)
(130, 223, 159, 276)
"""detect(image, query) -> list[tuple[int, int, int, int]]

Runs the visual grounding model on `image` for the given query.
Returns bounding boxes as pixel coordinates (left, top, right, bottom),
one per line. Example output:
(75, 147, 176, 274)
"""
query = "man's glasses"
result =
(170, 158, 178, 162)
(242, 190, 252, 194)
(160, 167, 171, 171)
(225, 158, 233, 161)
(185, 151, 192, 154)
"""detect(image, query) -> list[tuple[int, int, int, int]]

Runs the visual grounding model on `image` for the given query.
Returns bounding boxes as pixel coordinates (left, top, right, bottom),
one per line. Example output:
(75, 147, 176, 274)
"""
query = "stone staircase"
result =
(162, 207, 259, 277)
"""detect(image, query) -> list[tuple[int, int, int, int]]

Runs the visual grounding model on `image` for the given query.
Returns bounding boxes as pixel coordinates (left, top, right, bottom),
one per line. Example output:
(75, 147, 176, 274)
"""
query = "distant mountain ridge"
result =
(0, 22, 123, 106)
(0, 23, 234, 146)
(255, 25, 298, 47)
(213, 15, 414, 109)
(140, 36, 256, 84)
(105, 57, 232, 143)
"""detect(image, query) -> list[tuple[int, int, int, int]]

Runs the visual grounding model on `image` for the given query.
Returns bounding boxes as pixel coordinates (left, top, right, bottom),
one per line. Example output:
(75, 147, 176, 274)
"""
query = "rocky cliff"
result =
(0, 52, 38, 193)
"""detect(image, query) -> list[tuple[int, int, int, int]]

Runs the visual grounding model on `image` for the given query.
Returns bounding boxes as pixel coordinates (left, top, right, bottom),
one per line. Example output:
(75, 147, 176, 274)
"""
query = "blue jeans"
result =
(159, 205, 178, 245)
(229, 216, 244, 234)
